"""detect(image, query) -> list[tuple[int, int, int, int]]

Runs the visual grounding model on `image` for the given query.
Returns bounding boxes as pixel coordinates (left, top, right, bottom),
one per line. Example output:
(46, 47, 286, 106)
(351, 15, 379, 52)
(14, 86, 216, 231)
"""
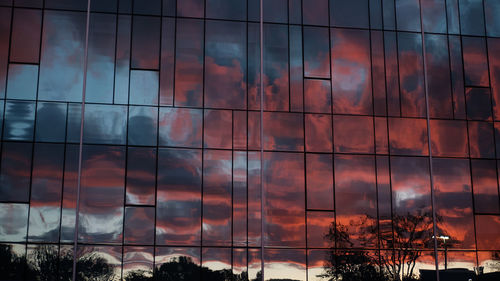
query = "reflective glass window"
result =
(383, 0, 396, 29)
(66, 103, 82, 144)
(335, 155, 377, 248)
(202, 150, 232, 246)
(490, 38, 500, 121)
(204, 109, 232, 149)
(466, 87, 492, 121)
(463, 37, 489, 87)
(28, 143, 64, 243)
(156, 149, 202, 245)
(10, 8, 41, 63)
(308, 250, 330, 281)
(447, 0, 460, 34)
(201, 248, 231, 281)
(303, 0, 328, 26)
(90, 0, 117, 12)
(264, 249, 306, 281)
(160, 18, 174, 106)
(45, 0, 87, 10)
(0, 203, 28, 242)
(485, 0, 500, 36)
(330, 0, 369, 28)
(177, 0, 204, 18)
(430, 120, 468, 157)
(290, 25, 303, 112)
(124, 207, 155, 245)
(305, 114, 332, 153)
(206, 0, 246, 20)
(263, 112, 304, 151)
(131, 16, 160, 70)
(6, 64, 38, 100)
(128, 106, 158, 146)
(264, 24, 289, 111)
(39, 10, 86, 102)
(389, 118, 429, 156)
(377, 156, 392, 248)
(123, 247, 154, 280)
(385, 31, 400, 116)
(475, 215, 500, 250)
(205, 20, 247, 110)
(3, 100, 35, 141)
(398, 32, 425, 118)
(35, 102, 67, 143)
(233, 152, 247, 246)
(263, 0, 287, 23)
(468, 121, 495, 158)
(396, 0, 421, 32)
(471, 160, 500, 214)
(129, 70, 159, 106)
(372, 31, 386, 116)
(159, 107, 202, 148)
(306, 154, 334, 210)
(133, 0, 161, 15)
(85, 13, 116, 103)
(75, 246, 121, 280)
(304, 26, 330, 79)
(331, 28, 372, 115)
(79, 145, 125, 243)
(248, 152, 262, 246)
(304, 79, 331, 114)
(0, 7, 10, 99)
(459, 0, 485, 36)
(264, 152, 305, 247)
(114, 15, 131, 105)
(60, 145, 78, 242)
(425, 34, 453, 119)
(126, 147, 156, 206)
(333, 115, 374, 154)
(14, 0, 43, 8)
(175, 19, 204, 107)
(390, 157, 432, 249)
(422, 0, 447, 33)
(375, 117, 389, 154)
(233, 111, 247, 150)
(83, 104, 127, 145)
(155, 247, 200, 280)
(433, 159, 475, 249)
(478, 251, 500, 273)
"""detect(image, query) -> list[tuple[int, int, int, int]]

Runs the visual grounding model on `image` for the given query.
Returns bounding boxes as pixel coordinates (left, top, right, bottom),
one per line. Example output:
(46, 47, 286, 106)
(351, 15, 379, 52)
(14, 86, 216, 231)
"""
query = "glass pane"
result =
(303, 0, 328, 26)
(306, 153, 334, 210)
(128, 106, 158, 146)
(422, 0, 447, 33)
(335, 155, 377, 248)
(430, 120, 468, 157)
(396, 0, 421, 32)
(264, 152, 305, 247)
(201, 248, 231, 281)
(129, 70, 159, 106)
(3, 100, 35, 141)
(83, 104, 127, 145)
(307, 211, 334, 248)
(35, 102, 67, 142)
(475, 215, 500, 250)
(123, 247, 153, 280)
(389, 118, 429, 156)
(202, 150, 232, 246)
(39, 10, 86, 102)
(124, 207, 155, 245)
(468, 121, 495, 158)
(331, 28, 372, 114)
(471, 160, 500, 214)
(459, 0, 485, 36)
(79, 145, 125, 243)
(156, 148, 202, 245)
(485, 0, 500, 36)
(177, 0, 204, 18)
(203, 109, 232, 149)
(330, 0, 369, 28)
(0, 203, 28, 242)
(206, 0, 246, 21)
(263, 112, 304, 151)
(126, 147, 156, 206)
(264, 24, 289, 110)
(463, 37, 489, 87)
(158, 107, 202, 148)
(131, 16, 160, 70)
(466, 87, 493, 121)
(333, 115, 374, 154)
(0, 142, 32, 202)
(6, 64, 38, 100)
(0, 244, 25, 280)
(76, 246, 121, 280)
(205, 20, 247, 110)
(264, 249, 306, 281)
(304, 79, 331, 114)
(155, 247, 200, 280)
(490, 38, 500, 121)
(305, 114, 332, 153)
(10, 8, 41, 63)
(304, 26, 330, 79)
(28, 143, 64, 243)
(233, 152, 247, 247)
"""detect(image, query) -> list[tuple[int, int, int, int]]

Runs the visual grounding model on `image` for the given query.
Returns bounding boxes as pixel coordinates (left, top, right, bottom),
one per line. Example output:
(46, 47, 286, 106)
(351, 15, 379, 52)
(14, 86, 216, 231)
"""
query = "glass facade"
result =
(0, 0, 499, 281)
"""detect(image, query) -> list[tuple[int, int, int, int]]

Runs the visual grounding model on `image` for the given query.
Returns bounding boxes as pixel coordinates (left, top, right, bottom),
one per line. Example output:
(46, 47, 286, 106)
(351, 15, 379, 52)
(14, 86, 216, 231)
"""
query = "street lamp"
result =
(433, 235, 450, 270)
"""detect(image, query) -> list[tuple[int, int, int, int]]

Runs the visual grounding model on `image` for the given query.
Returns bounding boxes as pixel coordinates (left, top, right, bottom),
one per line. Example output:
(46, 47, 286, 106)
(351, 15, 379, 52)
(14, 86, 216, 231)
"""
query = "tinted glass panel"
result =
(304, 27, 329, 79)
(330, 0, 369, 28)
(398, 32, 425, 117)
(396, 0, 421, 32)
(306, 154, 334, 210)
(305, 114, 332, 153)
(35, 102, 67, 142)
(3, 100, 35, 141)
(124, 207, 155, 245)
(129, 70, 159, 106)
(471, 160, 500, 214)
(0, 142, 32, 202)
(333, 115, 374, 154)
(83, 104, 127, 145)
(463, 37, 489, 87)
(159, 107, 202, 148)
(206, 0, 246, 20)
(389, 118, 429, 156)
(303, 0, 328, 26)
(264, 24, 289, 111)
(10, 8, 41, 63)
(126, 147, 156, 206)
(459, 0, 485, 36)
(263, 112, 303, 151)
(430, 120, 468, 157)
(203, 109, 232, 149)
(128, 106, 158, 146)
(131, 16, 160, 70)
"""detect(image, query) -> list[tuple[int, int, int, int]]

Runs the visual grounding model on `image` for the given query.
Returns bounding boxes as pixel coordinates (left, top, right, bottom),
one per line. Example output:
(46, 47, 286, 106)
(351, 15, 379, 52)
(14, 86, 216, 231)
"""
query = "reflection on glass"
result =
(264, 249, 306, 281)
(263, 112, 303, 151)
(124, 207, 155, 245)
(131, 16, 160, 70)
(0, 243, 25, 280)
(83, 104, 127, 145)
(421, 0, 447, 33)
(205, 20, 247, 110)
(129, 70, 159, 106)
(39, 10, 86, 102)
(330, 0, 369, 28)
(306, 153, 333, 210)
(28, 143, 64, 243)
(305, 114, 332, 153)
(333, 115, 374, 153)
(202, 150, 232, 246)
(6, 64, 38, 100)
(475, 215, 500, 250)
(204, 109, 232, 149)
(389, 118, 429, 156)
(304, 79, 331, 114)
(156, 148, 202, 245)
(233, 152, 247, 247)
(159, 107, 202, 148)
(0, 142, 32, 202)
(3, 100, 35, 141)
(430, 120, 468, 157)
(396, 0, 421, 32)
(468, 121, 495, 158)
(206, 0, 246, 20)
(307, 211, 334, 248)
(264, 24, 289, 110)
(201, 247, 231, 281)
(79, 145, 125, 243)
(0, 203, 28, 242)
(303, 0, 328, 26)
(155, 247, 200, 280)
(335, 155, 377, 248)
(123, 246, 154, 280)
(76, 245, 121, 281)
(466, 88, 493, 121)
(331, 28, 371, 114)
(128, 106, 158, 146)
(10, 8, 41, 63)
(463, 37, 489, 87)
(264, 152, 305, 247)
(459, 0, 485, 36)
(35, 102, 67, 142)
(126, 147, 156, 206)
